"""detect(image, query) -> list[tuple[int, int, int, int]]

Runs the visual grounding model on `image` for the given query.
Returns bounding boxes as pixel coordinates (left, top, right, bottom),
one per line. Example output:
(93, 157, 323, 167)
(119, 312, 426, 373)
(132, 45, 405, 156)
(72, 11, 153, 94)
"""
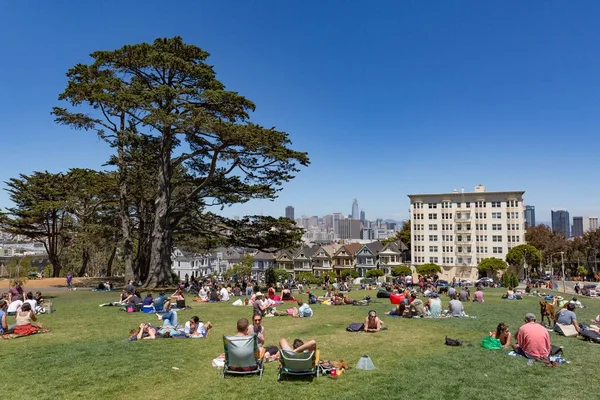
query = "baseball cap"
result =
(525, 313, 536, 321)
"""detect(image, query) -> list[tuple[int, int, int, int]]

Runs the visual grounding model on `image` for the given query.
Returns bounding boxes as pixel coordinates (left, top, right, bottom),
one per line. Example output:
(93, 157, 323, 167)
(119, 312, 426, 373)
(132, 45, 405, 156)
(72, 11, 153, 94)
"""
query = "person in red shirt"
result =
(513, 313, 551, 359)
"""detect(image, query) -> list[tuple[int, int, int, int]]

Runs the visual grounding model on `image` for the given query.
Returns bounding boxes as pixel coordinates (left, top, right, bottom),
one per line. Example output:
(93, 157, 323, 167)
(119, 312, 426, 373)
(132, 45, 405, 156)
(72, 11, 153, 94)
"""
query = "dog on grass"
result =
(539, 300, 555, 327)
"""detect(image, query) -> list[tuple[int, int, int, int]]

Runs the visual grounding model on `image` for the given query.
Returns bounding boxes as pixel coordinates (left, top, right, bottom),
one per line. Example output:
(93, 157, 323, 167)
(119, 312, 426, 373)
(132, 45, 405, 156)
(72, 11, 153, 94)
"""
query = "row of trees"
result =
(1, 37, 309, 286)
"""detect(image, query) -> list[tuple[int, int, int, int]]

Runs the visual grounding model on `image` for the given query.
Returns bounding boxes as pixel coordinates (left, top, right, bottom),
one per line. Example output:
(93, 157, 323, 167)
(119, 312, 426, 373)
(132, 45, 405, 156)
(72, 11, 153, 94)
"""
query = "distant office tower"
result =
(338, 219, 361, 239)
(551, 210, 570, 238)
(352, 199, 359, 220)
(589, 217, 599, 232)
(285, 206, 294, 220)
(332, 213, 343, 236)
(360, 210, 365, 223)
(307, 216, 319, 227)
(524, 205, 536, 228)
(573, 216, 599, 237)
(572, 217, 584, 238)
(323, 214, 333, 230)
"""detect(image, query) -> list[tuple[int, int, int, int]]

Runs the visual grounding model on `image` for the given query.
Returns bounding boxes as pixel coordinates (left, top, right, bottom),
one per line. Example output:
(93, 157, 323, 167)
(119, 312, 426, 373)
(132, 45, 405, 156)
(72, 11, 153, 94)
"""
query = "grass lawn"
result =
(2, 287, 600, 400)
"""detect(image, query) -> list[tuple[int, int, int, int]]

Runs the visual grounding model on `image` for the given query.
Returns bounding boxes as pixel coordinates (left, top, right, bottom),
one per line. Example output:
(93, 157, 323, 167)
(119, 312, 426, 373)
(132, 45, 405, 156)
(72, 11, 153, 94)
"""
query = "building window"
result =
(429, 256, 439, 263)
(493, 247, 502, 254)
(492, 224, 502, 231)
(428, 203, 437, 209)
(465, 202, 471, 208)
(428, 213, 438, 219)
(429, 235, 438, 241)
(428, 224, 438, 230)
(429, 246, 438, 252)
(491, 201, 501, 208)
(492, 212, 501, 219)
(492, 235, 502, 242)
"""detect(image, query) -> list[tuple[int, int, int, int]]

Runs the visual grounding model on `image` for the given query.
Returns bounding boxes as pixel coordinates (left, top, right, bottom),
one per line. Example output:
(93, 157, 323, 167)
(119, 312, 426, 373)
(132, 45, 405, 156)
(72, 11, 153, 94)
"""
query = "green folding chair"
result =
(278, 349, 320, 380)
(222, 335, 265, 379)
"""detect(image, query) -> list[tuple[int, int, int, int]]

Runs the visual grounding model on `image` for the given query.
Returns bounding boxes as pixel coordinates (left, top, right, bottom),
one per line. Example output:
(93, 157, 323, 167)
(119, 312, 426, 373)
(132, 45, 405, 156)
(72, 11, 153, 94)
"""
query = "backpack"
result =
(445, 336, 463, 346)
(581, 329, 600, 344)
(346, 323, 365, 332)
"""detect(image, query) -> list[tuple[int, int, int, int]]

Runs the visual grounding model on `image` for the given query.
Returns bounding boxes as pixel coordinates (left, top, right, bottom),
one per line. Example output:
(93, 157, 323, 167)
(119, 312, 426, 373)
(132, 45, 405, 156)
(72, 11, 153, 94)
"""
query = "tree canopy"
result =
(505, 244, 541, 270)
(415, 263, 442, 276)
(477, 257, 508, 275)
(53, 37, 309, 286)
(391, 265, 412, 277)
(366, 269, 385, 278)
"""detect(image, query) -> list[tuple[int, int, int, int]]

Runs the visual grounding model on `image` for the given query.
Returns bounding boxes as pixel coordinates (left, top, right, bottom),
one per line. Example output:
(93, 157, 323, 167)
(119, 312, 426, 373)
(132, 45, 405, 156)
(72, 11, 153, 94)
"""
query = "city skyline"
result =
(2, 2, 600, 225)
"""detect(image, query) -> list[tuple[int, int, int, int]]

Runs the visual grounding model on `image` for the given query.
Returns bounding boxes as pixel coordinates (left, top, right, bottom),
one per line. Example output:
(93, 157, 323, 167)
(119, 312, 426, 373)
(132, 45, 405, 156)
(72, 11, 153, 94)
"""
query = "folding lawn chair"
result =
(278, 349, 320, 380)
(222, 335, 265, 379)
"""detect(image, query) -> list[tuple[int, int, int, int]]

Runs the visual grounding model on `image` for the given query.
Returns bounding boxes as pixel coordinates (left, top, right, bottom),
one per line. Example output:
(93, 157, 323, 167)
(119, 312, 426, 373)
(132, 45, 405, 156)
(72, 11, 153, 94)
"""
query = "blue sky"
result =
(1, 1, 599, 224)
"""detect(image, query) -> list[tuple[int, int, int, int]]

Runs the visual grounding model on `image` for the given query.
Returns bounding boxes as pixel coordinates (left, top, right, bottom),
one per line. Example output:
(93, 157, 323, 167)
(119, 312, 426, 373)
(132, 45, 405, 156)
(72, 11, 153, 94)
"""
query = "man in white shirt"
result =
(7, 296, 23, 315)
(24, 292, 38, 314)
(219, 286, 230, 302)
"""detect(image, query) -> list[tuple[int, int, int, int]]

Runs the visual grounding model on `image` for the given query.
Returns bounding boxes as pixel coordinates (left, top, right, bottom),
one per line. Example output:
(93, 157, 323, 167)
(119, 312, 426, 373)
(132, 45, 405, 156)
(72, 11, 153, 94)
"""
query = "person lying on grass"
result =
(292, 299, 313, 318)
(130, 323, 156, 340)
(490, 322, 512, 348)
(184, 316, 213, 338)
(14, 302, 46, 335)
(364, 310, 383, 332)
(157, 302, 178, 328)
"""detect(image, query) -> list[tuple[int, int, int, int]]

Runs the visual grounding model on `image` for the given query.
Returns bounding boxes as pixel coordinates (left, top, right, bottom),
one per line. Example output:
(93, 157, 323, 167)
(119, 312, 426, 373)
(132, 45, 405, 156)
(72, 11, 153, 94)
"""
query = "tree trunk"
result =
(118, 114, 134, 282)
(106, 246, 117, 277)
(78, 248, 90, 277)
(145, 134, 174, 287)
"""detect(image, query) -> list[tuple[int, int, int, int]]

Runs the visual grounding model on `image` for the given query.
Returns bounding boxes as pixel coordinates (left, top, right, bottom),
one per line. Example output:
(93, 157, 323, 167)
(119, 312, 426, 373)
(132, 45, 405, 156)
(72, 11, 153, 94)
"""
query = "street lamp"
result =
(561, 251, 565, 293)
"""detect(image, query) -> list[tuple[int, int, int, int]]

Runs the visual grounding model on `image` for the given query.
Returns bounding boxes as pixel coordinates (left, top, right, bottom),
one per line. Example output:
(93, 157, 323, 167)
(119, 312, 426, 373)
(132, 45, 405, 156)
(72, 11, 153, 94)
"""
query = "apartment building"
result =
(408, 185, 526, 281)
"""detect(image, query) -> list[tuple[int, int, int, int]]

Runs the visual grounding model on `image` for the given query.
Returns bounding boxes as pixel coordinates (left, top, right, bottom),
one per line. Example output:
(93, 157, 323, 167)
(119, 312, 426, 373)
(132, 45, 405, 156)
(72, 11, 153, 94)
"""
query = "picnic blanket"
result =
(1, 329, 51, 340)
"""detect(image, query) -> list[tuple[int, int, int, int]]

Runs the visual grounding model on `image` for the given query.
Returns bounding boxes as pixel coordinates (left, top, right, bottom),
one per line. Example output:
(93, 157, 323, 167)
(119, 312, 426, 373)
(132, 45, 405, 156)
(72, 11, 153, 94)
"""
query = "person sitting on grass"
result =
(24, 292, 38, 314)
(127, 291, 143, 311)
(249, 315, 279, 360)
(157, 302, 178, 328)
(142, 292, 154, 308)
(153, 292, 168, 312)
(513, 313, 551, 360)
(490, 322, 512, 348)
(502, 287, 515, 300)
(448, 294, 465, 317)
(253, 292, 269, 317)
(7, 295, 23, 316)
(281, 285, 293, 301)
(292, 299, 313, 318)
(408, 293, 426, 318)
(364, 310, 383, 332)
(425, 292, 442, 318)
(184, 316, 213, 338)
(474, 287, 484, 303)
(171, 288, 185, 303)
(0, 299, 15, 335)
(555, 303, 581, 334)
(14, 303, 44, 336)
(34, 292, 44, 307)
(386, 301, 406, 316)
(279, 337, 317, 353)
(234, 317, 250, 336)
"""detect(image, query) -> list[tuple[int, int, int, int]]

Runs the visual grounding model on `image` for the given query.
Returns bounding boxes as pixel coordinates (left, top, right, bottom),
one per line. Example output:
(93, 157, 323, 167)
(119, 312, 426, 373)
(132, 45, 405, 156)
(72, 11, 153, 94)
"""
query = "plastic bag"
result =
(481, 336, 502, 350)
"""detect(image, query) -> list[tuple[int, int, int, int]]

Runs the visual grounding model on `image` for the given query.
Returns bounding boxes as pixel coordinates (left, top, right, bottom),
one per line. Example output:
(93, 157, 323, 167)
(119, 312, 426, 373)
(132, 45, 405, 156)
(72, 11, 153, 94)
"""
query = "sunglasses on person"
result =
(253, 318, 262, 323)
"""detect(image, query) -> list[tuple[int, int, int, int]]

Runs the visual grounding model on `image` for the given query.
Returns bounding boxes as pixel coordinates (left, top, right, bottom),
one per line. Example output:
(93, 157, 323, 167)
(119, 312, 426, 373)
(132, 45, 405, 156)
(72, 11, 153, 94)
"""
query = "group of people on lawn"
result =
(1, 281, 47, 336)
(384, 287, 484, 318)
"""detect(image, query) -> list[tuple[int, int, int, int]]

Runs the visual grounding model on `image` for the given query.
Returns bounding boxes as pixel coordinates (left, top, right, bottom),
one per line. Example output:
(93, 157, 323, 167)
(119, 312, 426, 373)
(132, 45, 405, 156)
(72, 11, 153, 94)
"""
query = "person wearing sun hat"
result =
(253, 292, 269, 317)
(513, 312, 551, 359)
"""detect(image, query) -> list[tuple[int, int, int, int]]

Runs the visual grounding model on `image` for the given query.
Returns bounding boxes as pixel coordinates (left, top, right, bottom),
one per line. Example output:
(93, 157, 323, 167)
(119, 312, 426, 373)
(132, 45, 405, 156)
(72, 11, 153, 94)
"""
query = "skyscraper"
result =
(360, 210, 365, 223)
(524, 205, 536, 228)
(352, 199, 359, 220)
(572, 217, 584, 238)
(285, 206, 294, 220)
(551, 210, 570, 238)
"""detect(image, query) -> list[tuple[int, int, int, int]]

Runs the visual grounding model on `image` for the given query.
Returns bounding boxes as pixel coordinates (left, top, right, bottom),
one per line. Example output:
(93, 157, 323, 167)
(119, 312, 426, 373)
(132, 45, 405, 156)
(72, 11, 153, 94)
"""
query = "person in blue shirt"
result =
(292, 299, 313, 318)
(153, 292, 168, 312)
